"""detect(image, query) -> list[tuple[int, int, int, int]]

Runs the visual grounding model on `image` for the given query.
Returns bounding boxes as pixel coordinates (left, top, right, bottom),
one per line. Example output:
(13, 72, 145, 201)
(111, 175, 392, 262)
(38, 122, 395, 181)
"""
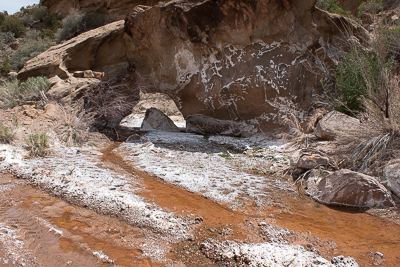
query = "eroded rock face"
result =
(19, 0, 369, 134)
(307, 169, 395, 208)
(41, 0, 162, 20)
(124, 0, 368, 134)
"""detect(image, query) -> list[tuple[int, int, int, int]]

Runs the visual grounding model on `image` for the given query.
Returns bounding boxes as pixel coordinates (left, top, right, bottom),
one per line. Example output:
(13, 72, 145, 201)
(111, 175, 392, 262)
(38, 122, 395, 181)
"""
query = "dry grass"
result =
(51, 103, 93, 146)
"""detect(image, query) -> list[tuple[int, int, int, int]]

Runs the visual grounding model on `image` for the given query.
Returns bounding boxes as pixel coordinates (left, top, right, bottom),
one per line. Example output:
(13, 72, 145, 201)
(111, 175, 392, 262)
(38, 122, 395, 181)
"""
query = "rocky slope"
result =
(19, 0, 368, 135)
(41, 0, 162, 20)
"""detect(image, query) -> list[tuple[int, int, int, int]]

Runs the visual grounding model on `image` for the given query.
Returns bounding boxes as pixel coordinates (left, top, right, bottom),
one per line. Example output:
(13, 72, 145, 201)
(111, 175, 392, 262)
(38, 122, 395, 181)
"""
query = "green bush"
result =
(0, 12, 6, 25)
(26, 133, 48, 156)
(1, 18, 25, 37)
(39, 28, 55, 39)
(316, 0, 346, 14)
(334, 46, 389, 115)
(316, 0, 355, 19)
(0, 57, 11, 74)
(0, 123, 13, 143)
(0, 77, 51, 108)
(1, 17, 26, 38)
(45, 15, 61, 30)
(20, 76, 51, 94)
(358, 0, 384, 17)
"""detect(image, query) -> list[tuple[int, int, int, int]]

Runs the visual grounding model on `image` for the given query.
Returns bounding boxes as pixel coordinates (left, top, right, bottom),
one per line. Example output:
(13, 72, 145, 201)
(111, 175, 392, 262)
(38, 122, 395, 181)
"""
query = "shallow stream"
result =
(0, 132, 399, 266)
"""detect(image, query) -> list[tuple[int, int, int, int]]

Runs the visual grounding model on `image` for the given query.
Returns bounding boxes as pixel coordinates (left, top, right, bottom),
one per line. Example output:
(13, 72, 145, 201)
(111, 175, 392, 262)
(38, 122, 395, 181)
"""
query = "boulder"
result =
(141, 108, 180, 132)
(18, 20, 127, 81)
(291, 149, 330, 170)
(44, 103, 62, 120)
(383, 159, 400, 199)
(307, 169, 395, 208)
(314, 111, 366, 140)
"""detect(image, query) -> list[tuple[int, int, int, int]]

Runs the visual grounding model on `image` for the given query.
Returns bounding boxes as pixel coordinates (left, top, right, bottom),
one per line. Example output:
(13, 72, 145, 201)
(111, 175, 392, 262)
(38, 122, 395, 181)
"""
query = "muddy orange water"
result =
(272, 195, 400, 266)
(102, 142, 400, 266)
(0, 171, 162, 266)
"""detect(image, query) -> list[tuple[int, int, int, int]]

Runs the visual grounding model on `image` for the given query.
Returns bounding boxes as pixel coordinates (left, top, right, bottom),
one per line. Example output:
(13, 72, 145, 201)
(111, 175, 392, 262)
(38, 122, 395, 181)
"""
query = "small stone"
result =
(83, 70, 95, 78)
(73, 71, 84, 78)
(258, 222, 267, 226)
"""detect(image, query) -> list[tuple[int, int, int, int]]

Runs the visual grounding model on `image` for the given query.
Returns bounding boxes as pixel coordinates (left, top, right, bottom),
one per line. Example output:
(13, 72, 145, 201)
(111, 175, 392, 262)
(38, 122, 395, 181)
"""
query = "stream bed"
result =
(0, 130, 399, 266)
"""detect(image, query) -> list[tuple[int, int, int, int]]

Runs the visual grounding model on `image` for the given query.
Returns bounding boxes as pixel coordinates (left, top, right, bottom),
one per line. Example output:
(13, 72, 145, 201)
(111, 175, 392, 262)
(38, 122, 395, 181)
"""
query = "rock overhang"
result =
(18, 0, 369, 135)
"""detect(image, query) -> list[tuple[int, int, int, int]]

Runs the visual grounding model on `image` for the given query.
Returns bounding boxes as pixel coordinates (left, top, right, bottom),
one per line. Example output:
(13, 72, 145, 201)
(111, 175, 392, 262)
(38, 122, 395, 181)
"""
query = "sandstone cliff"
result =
(123, 0, 367, 135)
(18, 0, 369, 135)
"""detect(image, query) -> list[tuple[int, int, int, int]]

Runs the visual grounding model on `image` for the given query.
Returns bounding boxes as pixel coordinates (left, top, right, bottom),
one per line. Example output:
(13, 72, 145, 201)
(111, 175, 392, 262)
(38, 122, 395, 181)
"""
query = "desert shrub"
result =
(0, 57, 11, 74)
(10, 30, 55, 70)
(81, 12, 106, 30)
(20, 5, 49, 26)
(358, 0, 384, 17)
(56, 10, 107, 42)
(39, 28, 55, 39)
(1, 17, 26, 38)
(44, 15, 61, 30)
(56, 9, 84, 42)
(334, 47, 385, 114)
(53, 104, 92, 146)
(0, 32, 16, 49)
(19, 76, 51, 95)
(30, 6, 49, 21)
(0, 76, 51, 108)
(0, 123, 14, 143)
(0, 12, 6, 25)
(316, 0, 343, 13)
(0, 79, 19, 107)
(26, 133, 48, 156)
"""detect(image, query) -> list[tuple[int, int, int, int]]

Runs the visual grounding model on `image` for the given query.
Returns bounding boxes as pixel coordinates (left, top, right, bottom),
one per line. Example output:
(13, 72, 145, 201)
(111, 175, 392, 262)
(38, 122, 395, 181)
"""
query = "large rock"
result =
(18, 20, 127, 81)
(19, 0, 369, 134)
(124, 0, 368, 135)
(141, 107, 180, 132)
(307, 169, 395, 208)
(383, 159, 400, 199)
(41, 0, 162, 20)
(314, 111, 367, 140)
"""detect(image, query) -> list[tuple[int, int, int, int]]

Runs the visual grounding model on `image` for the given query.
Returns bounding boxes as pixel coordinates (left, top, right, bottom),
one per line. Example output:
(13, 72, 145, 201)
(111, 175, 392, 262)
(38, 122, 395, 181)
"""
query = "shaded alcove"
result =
(119, 91, 186, 130)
